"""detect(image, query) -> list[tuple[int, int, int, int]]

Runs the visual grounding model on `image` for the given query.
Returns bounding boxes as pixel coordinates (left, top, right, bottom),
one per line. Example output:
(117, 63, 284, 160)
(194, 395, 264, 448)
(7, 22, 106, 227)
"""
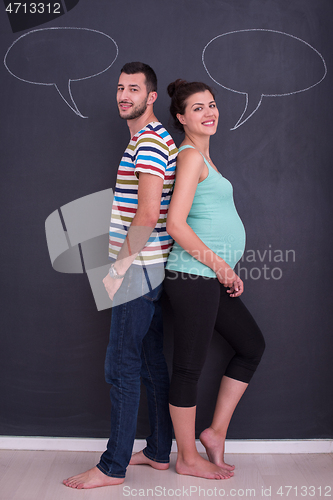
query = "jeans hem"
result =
(142, 448, 170, 464)
(96, 463, 126, 479)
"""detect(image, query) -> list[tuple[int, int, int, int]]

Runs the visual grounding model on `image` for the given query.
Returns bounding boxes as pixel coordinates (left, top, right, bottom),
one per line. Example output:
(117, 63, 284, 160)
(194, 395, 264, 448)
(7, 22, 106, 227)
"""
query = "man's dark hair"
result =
(120, 62, 157, 94)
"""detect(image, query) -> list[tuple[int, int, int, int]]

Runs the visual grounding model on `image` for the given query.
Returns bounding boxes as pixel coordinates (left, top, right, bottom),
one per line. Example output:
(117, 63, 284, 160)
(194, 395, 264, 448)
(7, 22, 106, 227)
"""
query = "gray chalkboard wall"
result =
(1, 0, 332, 441)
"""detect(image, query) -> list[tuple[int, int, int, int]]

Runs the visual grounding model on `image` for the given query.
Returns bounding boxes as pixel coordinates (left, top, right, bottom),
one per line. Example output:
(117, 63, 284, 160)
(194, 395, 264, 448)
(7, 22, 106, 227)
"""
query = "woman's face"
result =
(177, 91, 219, 137)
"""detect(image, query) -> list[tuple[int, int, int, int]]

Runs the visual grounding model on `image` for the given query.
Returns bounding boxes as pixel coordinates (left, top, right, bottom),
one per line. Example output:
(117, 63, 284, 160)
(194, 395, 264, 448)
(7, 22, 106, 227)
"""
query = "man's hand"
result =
(103, 273, 124, 301)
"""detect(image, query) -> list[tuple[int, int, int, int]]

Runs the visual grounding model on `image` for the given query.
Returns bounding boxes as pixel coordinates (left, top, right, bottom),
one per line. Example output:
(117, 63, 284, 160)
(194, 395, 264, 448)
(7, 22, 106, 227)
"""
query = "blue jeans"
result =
(97, 265, 172, 478)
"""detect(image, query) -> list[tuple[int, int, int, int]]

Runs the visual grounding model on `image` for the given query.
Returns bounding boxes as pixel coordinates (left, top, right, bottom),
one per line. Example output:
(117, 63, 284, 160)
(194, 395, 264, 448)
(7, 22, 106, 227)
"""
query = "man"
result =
(63, 62, 177, 489)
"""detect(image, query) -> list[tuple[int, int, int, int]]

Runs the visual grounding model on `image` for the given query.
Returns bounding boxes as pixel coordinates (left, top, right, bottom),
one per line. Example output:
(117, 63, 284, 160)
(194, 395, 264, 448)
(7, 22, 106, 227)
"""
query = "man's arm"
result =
(103, 172, 164, 300)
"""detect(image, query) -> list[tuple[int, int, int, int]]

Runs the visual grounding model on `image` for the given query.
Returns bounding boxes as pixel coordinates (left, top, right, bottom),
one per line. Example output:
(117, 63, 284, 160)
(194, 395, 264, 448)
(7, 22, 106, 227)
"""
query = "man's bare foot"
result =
(176, 453, 234, 480)
(129, 450, 169, 470)
(200, 428, 235, 471)
(63, 466, 124, 489)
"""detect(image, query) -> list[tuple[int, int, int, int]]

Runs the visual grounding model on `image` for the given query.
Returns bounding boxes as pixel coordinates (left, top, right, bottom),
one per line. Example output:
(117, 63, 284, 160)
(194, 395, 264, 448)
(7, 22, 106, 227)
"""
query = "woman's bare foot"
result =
(176, 453, 233, 480)
(63, 466, 124, 489)
(200, 428, 235, 471)
(129, 450, 169, 470)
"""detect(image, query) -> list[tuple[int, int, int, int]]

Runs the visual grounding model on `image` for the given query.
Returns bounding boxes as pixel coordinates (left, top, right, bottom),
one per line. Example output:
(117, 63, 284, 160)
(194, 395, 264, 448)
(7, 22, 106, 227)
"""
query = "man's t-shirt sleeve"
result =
(134, 132, 168, 180)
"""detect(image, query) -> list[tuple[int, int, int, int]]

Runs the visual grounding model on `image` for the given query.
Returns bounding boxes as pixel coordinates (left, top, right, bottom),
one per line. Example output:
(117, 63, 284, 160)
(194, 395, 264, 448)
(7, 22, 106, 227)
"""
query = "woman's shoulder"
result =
(177, 144, 204, 163)
(178, 144, 195, 153)
(176, 144, 206, 183)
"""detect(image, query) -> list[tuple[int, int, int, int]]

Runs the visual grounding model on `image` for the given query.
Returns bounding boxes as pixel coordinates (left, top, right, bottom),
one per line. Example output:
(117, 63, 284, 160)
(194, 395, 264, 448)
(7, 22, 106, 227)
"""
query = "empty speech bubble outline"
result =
(202, 29, 327, 130)
(4, 27, 118, 118)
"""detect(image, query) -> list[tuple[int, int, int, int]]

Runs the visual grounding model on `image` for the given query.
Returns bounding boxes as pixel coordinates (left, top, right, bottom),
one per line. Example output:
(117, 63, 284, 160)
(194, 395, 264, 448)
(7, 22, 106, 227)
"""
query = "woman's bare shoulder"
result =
(177, 146, 204, 168)
(175, 147, 205, 185)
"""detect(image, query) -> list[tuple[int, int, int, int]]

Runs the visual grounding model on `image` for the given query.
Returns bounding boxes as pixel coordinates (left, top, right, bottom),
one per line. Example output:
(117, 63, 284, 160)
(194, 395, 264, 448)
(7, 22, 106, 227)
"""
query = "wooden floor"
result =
(0, 450, 332, 500)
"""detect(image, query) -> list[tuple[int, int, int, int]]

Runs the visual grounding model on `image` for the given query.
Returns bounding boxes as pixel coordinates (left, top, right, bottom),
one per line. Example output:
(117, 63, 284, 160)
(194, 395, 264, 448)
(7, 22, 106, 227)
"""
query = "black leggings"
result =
(164, 271, 265, 407)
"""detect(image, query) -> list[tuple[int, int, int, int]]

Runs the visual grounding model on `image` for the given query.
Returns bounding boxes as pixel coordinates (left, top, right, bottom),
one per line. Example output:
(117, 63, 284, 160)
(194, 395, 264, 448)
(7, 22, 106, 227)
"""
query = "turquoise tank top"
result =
(166, 145, 246, 277)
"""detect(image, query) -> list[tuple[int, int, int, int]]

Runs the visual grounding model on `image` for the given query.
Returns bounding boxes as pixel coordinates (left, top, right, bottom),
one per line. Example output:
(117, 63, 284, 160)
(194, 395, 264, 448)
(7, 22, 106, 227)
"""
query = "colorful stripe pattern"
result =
(109, 122, 177, 265)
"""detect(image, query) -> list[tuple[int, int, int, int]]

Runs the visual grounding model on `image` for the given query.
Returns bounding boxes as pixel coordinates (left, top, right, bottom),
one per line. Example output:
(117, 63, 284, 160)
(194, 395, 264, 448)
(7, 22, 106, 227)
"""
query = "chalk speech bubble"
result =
(4, 27, 118, 117)
(202, 29, 327, 130)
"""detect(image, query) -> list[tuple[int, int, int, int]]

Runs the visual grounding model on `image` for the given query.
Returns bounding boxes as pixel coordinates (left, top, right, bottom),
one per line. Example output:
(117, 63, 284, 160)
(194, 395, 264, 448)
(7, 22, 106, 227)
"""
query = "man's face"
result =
(117, 72, 149, 120)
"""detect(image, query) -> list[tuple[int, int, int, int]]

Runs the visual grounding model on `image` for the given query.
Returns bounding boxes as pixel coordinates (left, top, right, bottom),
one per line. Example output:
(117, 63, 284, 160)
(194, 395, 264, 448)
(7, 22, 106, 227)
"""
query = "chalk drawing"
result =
(202, 29, 327, 130)
(4, 27, 118, 117)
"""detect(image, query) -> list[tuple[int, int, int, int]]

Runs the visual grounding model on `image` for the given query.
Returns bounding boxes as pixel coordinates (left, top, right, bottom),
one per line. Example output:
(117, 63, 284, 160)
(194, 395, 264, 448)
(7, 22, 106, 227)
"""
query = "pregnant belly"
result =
(188, 213, 246, 269)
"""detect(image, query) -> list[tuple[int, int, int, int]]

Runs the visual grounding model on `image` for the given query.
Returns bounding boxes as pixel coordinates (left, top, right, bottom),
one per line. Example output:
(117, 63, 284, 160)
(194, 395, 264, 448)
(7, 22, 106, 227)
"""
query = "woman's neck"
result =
(183, 133, 211, 158)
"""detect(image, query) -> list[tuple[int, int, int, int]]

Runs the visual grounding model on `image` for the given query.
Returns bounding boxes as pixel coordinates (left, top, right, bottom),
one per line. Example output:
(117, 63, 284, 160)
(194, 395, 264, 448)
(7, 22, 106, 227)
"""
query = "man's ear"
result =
(147, 91, 158, 105)
(176, 113, 186, 126)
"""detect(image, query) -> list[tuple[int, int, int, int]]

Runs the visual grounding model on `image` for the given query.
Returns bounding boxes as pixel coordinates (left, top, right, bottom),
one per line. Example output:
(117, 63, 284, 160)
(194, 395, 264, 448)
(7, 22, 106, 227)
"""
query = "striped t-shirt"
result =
(109, 122, 177, 266)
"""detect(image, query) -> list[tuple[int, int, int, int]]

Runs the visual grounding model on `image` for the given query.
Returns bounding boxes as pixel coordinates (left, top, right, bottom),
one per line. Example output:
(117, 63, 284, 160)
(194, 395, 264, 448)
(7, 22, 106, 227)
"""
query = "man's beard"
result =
(118, 96, 148, 120)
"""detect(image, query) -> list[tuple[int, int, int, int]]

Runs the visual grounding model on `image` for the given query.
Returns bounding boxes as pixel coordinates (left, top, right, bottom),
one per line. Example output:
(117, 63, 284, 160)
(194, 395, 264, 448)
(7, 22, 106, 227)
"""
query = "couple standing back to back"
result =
(63, 62, 265, 489)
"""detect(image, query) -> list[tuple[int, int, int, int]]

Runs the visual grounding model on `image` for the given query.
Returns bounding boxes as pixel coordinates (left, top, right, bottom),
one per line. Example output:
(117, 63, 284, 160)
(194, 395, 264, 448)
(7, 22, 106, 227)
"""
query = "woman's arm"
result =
(167, 148, 243, 295)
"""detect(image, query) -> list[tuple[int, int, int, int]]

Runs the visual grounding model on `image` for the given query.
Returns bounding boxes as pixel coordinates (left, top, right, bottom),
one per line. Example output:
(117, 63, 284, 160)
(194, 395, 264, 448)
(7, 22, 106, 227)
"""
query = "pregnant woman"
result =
(164, 80, 265, 480)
